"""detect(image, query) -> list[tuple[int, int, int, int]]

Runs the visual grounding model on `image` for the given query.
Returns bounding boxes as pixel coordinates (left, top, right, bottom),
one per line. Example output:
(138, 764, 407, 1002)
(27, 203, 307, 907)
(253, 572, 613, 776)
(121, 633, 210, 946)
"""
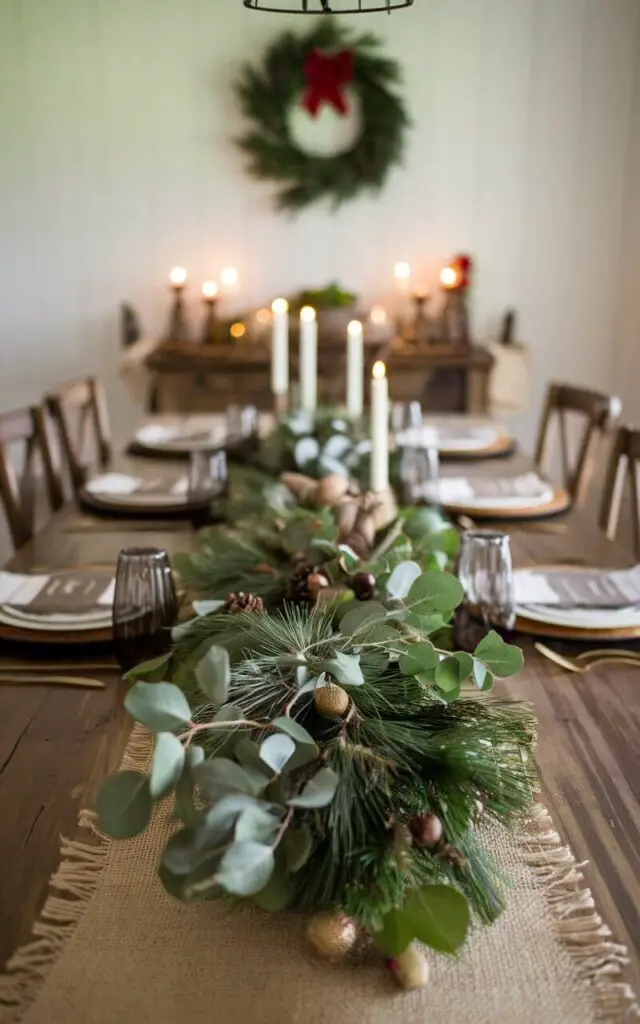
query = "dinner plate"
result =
(0, 607, 113, 633)
(2, 604, 112, 625)
(134, 420, 224, 453)
(514, 603, 640, 631)
(429, 484, 571, 521)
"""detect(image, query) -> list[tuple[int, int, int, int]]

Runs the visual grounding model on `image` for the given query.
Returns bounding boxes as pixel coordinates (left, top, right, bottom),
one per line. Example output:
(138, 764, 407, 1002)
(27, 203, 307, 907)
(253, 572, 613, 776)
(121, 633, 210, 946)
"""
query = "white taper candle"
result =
(271, 298, 289, 396)
(370, 360, 389, 492)
(299, 306, 317, 412)
(346, 320, 364, 419)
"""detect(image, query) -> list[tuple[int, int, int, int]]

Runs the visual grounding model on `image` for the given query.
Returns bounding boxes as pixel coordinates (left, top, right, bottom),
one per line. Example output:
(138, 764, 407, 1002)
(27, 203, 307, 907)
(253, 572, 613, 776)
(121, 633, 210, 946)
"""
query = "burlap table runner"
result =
(1, 728, 637, 1024)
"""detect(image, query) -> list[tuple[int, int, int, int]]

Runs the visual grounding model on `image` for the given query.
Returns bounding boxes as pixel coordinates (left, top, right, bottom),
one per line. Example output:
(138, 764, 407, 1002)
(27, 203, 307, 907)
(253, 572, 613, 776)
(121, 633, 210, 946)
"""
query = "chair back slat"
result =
(534, 382, 621, 506)
(600, 426, 640, 558)
(45, 377, 112, 492)
(0, 406, 64, 550)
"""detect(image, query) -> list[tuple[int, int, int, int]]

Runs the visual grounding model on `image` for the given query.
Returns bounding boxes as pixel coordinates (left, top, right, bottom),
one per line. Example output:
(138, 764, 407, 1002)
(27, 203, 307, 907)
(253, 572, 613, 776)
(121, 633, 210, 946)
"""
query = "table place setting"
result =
(512, 564, 640, 641)
(417, 470, 570, 520)
(0, 569, 114, 634)
(395, 414, 514, 459)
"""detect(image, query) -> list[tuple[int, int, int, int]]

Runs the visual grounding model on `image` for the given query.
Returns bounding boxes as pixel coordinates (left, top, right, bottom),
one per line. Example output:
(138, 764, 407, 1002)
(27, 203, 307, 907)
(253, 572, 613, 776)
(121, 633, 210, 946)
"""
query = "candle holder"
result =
(410, 290, 431, 345)
(440, 289, 470, 349)
(166, 286, 191, 343)
(200, 285, 219, 345)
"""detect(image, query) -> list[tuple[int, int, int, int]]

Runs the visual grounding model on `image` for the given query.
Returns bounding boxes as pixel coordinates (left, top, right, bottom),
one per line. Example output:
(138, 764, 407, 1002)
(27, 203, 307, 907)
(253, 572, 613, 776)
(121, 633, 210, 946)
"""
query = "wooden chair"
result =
(599, 426, 640, 558)
(45, 377, 112, 492)
(533, 382, 621, 506)
(0, 406, 65, 549)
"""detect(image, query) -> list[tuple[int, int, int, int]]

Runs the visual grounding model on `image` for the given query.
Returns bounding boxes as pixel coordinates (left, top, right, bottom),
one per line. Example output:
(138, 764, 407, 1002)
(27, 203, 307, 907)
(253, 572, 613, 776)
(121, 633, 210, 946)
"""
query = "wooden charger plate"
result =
(440, 434, 517, 461)
(0, 620, 113, 645)
(442, 485, 570, 521)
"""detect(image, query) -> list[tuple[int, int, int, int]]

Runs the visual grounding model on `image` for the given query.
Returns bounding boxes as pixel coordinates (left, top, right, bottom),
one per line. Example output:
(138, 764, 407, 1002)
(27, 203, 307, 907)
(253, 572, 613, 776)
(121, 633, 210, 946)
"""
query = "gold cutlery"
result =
(534, 642, 640, 674)
(0, 675, 106, 689)
(0, 661, 119, 672)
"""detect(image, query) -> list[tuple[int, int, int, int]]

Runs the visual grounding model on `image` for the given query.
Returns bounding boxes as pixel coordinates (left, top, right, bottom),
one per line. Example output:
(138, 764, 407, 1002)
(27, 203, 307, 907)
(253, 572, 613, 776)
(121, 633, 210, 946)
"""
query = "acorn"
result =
(351, 572, 376, 601)
(314, 683, 350, 718)
(305, 913, 359, 962)
(315, 473, 350, 508)
(307, 572, 330, 600)
(409, 812, 444, 848)
(387, 942, 430, 990)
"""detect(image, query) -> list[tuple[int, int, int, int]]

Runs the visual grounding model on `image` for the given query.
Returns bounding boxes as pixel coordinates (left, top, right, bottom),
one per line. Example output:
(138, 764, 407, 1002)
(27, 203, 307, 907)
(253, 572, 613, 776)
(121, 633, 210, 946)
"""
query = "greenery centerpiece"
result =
(97, 470, 537, 991)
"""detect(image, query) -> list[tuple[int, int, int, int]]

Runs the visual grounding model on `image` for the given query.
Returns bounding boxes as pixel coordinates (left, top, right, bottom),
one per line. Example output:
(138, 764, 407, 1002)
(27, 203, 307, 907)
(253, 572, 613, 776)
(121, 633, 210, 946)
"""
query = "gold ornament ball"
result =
(314, 684, 350, 719)
(305, 912, 359, 962)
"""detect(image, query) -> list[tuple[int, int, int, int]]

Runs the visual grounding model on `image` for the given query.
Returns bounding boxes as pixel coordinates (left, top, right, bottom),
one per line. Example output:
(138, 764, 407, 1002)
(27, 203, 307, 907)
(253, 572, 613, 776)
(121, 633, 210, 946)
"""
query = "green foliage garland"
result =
(98, 556, 537, 973)
(234, 21, 410, 212)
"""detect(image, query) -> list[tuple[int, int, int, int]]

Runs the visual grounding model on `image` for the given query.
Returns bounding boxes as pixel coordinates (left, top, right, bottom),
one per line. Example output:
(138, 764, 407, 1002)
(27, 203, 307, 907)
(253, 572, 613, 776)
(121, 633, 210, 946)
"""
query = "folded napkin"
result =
(86, 474, 188, 499)
(425, 472, 553, 508)
(514, 565, 640, 608)
(0, 570, 115, 614)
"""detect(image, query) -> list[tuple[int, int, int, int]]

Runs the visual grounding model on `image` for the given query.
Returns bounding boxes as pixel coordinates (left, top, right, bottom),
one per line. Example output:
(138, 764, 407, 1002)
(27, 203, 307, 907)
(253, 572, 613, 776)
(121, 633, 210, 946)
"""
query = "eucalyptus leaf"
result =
(336, 544, 360, 570)
(203, 793, 261, 836)
(402, 884, 470, 954)
(194, 758, 256, 798)
(386, 560, 422, 600)
(406, 611, 446, 635)
(323, 434, 353, 460)
(216, 841, 275, 896)
(434, 655, 470, 694)
(252, 868, 295, 912)
(235, 805, 280, 844)
(287, 766, 339, 809)
(150, 733, 185, 800)
(124, 652, 172, 682)
(284, 825, 314, 873)
(474, 631, 524, 677)
(339, 602, 387, 638)
(402, 505, 450, 540)
(174, 745, 205, 827)
(408, 571, 465, 615)
(159, 858, 221, 903)
(235, 737, 263, 770)
(372, 907, 414, 957)
(398, 641, 439, 677)
(272, 716, 317, 749)
(192, 599, 226, 617)
(124, 682, 192, 733)
(97, 771, 152, 839)
(294, 437, 320, 468)
(472, 659, 493, 691)
(259, 734, 296, 774)
(195, 645, 230, 706)
(162, 826, 212, 875)
(319, 652, 364, 687)
(319, 454, 349, 477)
(213, 704, 245, 724)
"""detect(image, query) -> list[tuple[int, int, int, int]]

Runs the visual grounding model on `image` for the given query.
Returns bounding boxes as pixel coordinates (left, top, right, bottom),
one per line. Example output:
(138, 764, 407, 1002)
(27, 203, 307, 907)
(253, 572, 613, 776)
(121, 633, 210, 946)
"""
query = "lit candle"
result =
(299, 306, 317, 413)
(440, 265, 459, 290)
(220, 266, 240, 290)
(370, 360, 389, 492)
(370, 305, 388, 326)
(346, 320, 364, 419)
(271, 298, 289, 397)
(201, 280, 219, 300)
(394, 261, 412, 291)
(169, 266, 187, 289)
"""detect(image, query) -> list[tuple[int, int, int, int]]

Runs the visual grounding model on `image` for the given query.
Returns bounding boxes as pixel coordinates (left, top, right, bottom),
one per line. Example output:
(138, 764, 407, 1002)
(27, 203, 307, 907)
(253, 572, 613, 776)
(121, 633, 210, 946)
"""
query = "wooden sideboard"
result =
(145, 338, 494, 415)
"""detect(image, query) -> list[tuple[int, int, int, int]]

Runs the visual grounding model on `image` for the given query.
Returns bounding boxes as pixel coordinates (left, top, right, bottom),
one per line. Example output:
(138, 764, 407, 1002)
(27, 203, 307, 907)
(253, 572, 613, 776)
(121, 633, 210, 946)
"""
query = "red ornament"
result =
(452, 253, 473, 289)
(302, 49, 354, 118)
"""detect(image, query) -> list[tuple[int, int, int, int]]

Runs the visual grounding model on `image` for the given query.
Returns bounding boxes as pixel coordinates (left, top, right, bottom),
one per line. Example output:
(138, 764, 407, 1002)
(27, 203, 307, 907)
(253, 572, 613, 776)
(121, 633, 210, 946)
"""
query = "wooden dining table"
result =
(0, 441, 639, 1002)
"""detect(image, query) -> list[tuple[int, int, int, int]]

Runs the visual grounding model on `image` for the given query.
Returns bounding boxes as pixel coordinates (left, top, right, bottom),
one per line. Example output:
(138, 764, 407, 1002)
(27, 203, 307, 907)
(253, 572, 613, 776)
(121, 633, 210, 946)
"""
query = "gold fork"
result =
(534, 642, 640, 674)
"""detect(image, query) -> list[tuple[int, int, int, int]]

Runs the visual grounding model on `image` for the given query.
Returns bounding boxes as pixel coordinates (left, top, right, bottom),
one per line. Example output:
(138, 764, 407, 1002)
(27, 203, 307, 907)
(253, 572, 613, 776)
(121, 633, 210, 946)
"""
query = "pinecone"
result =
(222, 592, 265, 615)
(284, 563, 317, 606)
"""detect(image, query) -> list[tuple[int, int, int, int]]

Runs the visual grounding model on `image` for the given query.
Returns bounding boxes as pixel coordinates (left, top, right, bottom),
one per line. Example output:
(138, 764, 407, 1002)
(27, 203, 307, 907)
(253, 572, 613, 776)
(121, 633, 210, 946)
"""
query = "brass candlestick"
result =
(200, 291, 219, 344)
(166, 282, 191, 343)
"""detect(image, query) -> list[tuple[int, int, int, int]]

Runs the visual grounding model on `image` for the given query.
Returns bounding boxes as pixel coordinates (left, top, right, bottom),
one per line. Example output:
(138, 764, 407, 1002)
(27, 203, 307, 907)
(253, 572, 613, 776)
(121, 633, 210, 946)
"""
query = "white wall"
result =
(0, 0, 639, 449)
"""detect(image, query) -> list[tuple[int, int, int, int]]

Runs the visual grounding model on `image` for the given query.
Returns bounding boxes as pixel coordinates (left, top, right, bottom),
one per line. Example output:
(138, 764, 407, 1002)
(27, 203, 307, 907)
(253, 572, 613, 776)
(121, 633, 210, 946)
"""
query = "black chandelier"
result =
(243, 0, 413, 13)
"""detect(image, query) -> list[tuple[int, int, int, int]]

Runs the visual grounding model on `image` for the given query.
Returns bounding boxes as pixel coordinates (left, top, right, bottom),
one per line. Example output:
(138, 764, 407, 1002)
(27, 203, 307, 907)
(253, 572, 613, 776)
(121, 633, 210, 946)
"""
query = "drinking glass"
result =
(226, 404, 243, 442)
(391, 401, 423, 433)
(188, 448, 228, 502)
(399, 444, 440, 501)
(112, 548, 178, 672)
(240, 404, 259, 438)
(457, 529, 516, 628)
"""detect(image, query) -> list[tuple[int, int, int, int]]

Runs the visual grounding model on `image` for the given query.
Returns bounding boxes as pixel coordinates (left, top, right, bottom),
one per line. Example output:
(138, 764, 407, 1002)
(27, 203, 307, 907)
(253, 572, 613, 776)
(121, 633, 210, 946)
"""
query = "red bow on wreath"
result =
(302, 49, 353, 118)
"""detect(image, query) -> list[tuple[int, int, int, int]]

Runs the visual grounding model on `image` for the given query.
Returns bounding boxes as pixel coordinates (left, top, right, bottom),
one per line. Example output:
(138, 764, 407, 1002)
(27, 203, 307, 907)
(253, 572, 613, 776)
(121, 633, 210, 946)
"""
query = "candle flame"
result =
(169, 266, 187, 287)
(372, 360, 387, 380)
(394, 261, 411, 280)
(230, 322, 246, 339)
(300, 306, 316, 323)
(440, 266, 459, 288)
(201, 280, 218, 299)
(272, 298, 289, 315)
(347, 319, 363, 337)
(370, 305, 387, 325)
(220, 266, 239, 288)
(256, 307, 272, 324)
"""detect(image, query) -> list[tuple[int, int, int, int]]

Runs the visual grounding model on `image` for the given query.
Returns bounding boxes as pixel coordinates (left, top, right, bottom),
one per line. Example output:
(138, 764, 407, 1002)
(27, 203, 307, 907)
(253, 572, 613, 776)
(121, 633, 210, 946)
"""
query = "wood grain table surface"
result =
(0, 445, 639, 1002)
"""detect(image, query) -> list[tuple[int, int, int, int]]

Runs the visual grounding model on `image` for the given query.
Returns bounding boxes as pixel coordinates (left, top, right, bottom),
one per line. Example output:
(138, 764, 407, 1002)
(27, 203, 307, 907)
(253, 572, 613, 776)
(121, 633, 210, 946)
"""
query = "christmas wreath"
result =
(234, 20, 409, 212)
